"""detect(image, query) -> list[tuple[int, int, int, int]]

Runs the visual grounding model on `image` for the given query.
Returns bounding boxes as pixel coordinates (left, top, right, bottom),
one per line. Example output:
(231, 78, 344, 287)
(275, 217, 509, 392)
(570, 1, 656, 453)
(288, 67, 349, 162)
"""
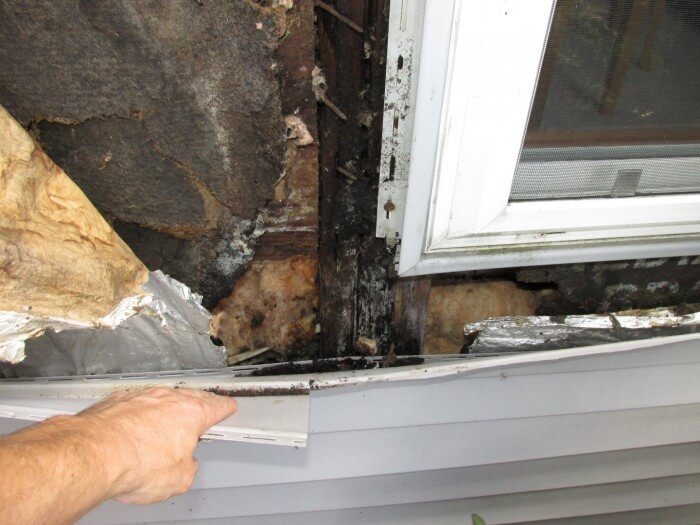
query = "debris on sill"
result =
(248, 355, 425, 377)
(356, 336, 378, 356)
(226, 346, 276, 366)
(464, 304, 700, 354)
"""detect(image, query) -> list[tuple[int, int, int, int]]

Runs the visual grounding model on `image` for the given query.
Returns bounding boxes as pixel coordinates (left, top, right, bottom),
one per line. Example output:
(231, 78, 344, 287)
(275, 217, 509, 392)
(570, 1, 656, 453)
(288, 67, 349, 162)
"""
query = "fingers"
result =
(192, 392, 238, 434)
(83, 387, 238, 436)
(76, 386, 232, 506)
(144, 387, 238, 433)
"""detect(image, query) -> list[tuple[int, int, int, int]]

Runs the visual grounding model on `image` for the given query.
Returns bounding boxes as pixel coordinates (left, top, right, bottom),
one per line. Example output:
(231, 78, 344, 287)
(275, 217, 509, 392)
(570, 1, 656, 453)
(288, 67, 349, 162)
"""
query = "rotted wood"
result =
(392, 277, 432, 355)
(314, 0, 364, 34)
(317, 0, 392, 356)
(255, 0, 318, 260)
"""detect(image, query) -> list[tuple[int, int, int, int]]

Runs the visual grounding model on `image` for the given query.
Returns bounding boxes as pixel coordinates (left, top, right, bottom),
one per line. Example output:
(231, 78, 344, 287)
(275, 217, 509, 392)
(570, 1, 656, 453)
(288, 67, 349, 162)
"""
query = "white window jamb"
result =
(395, 0, 700, 276)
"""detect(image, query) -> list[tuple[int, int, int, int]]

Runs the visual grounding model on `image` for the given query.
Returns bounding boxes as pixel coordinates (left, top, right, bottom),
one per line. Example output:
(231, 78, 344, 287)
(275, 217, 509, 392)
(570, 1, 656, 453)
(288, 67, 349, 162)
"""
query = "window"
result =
(378, 0, 700, 276)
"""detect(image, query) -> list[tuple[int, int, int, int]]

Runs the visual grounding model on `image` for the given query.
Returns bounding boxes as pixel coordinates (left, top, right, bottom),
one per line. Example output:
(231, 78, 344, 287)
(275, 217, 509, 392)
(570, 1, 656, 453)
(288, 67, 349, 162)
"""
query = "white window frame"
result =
(379, 0, 700, 276)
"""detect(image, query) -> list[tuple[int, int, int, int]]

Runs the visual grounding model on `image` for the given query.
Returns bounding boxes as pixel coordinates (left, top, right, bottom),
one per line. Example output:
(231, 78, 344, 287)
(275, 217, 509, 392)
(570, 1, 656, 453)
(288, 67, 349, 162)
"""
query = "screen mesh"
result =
(512, 0, 700, 201)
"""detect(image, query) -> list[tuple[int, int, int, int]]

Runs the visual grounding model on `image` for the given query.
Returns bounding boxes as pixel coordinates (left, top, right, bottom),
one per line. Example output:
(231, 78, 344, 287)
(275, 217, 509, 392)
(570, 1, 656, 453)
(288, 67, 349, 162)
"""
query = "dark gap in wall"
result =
(514, 280, 560, 292)
(317, 0, 393, 357)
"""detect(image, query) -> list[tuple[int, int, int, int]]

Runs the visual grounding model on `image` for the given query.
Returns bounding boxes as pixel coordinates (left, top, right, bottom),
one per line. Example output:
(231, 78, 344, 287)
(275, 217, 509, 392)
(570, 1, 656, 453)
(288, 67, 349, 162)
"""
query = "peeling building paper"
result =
(0, 271, 226, 377)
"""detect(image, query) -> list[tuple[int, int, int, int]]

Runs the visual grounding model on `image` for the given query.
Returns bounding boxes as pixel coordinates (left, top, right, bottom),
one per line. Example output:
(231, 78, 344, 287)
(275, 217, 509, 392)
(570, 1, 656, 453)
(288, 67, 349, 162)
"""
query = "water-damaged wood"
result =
(317, 0, 394, 356)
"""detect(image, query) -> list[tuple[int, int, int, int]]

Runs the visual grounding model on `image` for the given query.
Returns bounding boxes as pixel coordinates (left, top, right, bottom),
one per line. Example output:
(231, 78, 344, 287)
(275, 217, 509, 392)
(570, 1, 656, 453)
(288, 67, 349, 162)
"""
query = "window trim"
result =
(389, 0, 700, 276)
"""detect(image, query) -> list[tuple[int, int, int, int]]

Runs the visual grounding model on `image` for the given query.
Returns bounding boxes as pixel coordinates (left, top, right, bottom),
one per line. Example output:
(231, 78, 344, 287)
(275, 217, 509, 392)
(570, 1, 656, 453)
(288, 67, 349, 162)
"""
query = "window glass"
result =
(512, 0, 700, 201)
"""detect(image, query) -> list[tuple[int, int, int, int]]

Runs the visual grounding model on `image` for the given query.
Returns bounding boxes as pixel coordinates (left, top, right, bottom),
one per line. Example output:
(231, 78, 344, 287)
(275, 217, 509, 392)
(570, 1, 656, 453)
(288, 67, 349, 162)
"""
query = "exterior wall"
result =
(1, 0, 697, 358)
(0, 0, 290, 309)
(0, 0, 319, 359)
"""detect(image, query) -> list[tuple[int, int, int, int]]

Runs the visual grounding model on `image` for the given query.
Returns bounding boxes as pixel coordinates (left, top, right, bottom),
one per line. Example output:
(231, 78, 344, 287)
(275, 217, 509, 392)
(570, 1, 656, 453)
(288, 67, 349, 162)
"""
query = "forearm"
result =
(0, 415, 123, 525)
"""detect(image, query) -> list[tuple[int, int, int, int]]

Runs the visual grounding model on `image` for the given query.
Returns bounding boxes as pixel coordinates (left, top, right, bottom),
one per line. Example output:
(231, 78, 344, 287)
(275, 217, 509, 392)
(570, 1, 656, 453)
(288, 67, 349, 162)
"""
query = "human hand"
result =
(76, 387, 237, 505)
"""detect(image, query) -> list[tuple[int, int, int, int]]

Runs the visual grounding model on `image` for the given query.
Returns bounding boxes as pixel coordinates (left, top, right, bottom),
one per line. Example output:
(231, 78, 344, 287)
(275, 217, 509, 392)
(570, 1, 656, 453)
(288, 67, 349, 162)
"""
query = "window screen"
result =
(511, 0, 700, 201)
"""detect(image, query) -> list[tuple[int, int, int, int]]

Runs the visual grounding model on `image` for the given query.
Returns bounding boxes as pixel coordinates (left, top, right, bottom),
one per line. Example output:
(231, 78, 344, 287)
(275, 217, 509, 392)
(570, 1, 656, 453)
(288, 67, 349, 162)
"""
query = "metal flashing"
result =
(3, 334, 700, 447)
